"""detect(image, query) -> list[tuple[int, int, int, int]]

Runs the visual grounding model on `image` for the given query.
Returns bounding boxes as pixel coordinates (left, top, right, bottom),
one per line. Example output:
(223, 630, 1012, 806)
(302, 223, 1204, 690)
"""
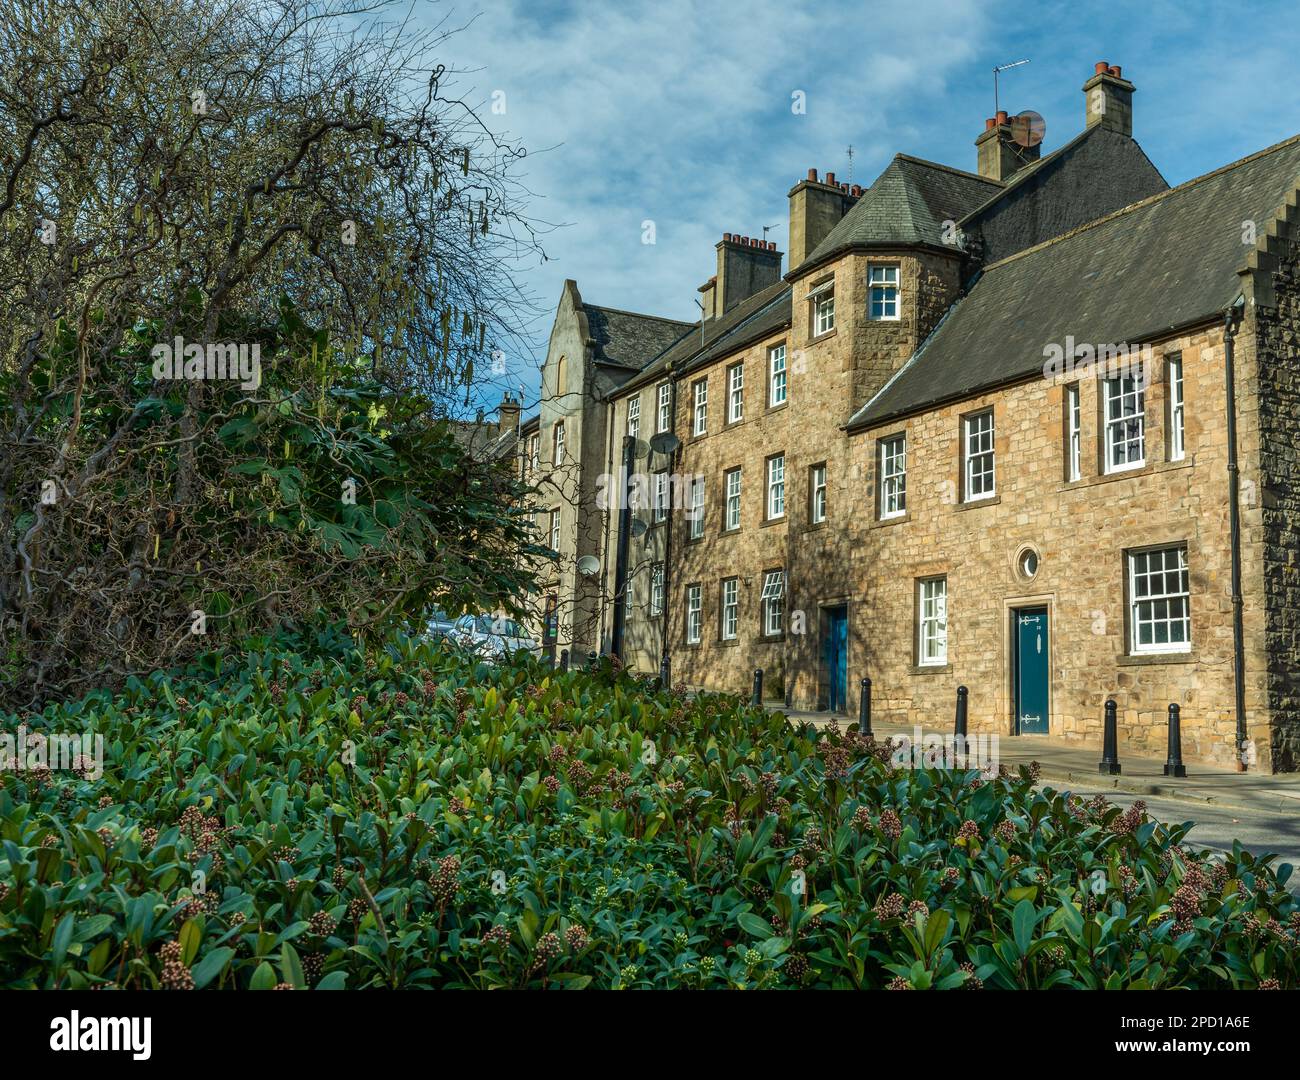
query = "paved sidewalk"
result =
(771, 706, 1300, 815)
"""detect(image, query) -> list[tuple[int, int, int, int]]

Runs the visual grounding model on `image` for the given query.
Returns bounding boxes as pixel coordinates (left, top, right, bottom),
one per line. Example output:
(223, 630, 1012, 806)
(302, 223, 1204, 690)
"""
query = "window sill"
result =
(872, 511, 911, 529)
(955, 494, 1000, 512)
(759, 633, 785, 644)
(808, 328, 838, 345)
(1060, 458, 1193, 492)
(1117, 650, 1196, 667)
(910, 663, 952, 675)
(717, 637, 740, 648)
(766, 400, 789, 415)
(805, 519, 829, 534)
(760, 515, 787, 529)
(681, 640, 702, 650)
(720, 526, 741, 537)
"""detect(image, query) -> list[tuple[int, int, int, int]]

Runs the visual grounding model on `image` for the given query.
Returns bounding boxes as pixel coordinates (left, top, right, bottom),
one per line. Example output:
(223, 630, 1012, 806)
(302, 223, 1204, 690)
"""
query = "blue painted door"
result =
(824, 606, 848, 712)
(1015, 608, 1049, 734)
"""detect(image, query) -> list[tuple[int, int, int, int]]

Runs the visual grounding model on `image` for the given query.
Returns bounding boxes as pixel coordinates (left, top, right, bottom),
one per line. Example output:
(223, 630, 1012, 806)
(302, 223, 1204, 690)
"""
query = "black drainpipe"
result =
(1223, 307, 1248, 770)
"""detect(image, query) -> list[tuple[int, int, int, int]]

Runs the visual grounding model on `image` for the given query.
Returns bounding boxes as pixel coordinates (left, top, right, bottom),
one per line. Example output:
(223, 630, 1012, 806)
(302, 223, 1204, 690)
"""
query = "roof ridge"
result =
(894, 153, 1003, 186)
(980, 130, 1300, 273)
(583, 303, 694, 327)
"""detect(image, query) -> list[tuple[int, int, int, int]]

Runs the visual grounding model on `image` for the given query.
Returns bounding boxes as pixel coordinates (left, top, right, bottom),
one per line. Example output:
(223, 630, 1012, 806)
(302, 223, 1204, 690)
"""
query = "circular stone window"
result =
(1017, 548, 1039, 580)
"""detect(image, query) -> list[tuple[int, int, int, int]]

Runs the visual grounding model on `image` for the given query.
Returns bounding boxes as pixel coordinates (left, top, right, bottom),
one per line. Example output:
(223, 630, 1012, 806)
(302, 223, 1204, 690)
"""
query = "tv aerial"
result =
(993, 58, 1030, 115)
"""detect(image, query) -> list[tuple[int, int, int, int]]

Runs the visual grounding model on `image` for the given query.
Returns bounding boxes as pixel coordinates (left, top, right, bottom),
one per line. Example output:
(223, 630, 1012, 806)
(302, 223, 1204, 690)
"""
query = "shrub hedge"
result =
(1, 631, 1296, 989)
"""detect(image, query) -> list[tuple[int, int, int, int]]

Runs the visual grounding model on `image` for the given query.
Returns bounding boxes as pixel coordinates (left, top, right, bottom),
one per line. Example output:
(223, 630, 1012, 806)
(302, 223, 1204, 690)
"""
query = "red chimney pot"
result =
(1109, 65, 1122, 77)
(723, 232, 732, 242)
(825, 171, 836, 186)
(807, 168, 818, 182)
(985, 117, 996, 131)
(996, 110, 1008, 125)
(1095, 60, 1109, 74)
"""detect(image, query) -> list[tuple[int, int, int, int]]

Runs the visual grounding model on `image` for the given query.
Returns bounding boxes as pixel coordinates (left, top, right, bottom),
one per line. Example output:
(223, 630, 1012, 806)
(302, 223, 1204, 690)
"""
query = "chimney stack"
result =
(1082, 61, 1134, 136)
(713, 233, 782, 315)
(497, 391, 521, 436)
(787, 168, 861, 269)
(975, 112, 1040, 182)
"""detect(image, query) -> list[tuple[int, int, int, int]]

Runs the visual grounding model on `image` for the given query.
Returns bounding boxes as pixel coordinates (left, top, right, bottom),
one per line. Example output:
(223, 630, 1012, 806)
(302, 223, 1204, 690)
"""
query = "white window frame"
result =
(880, 434, 906, 519)
(549, 508, 561, 551)
(693, 379, 707, 436)
(650, 562, 664, 616)
(1128, 546, 1191, 654)
(1066, 384, 1081, 482)
(868, 265, 900, 321)
(1168, 357, 1185, 462)
(766, 453, 785, 520)
(721, 578, 739, 640)
(760, 570, 785, 637)
(689, 475, 705, 539)
(725, 468, 741, 531)
(553, 421, 565, 465)
(963, 411, 995, 501)
(686, 585, 702, 644)
(769, 344, 787, 407)
(814, 292, 835, 336)
(656, 382, 671, 434)
(810, 464, 827, 524)
(1104, 375, 1146, 473)
(653, 471, 669, 523)
(727, 363, 744, 424)
(917, 577, 948, 666)
(529, 434, 540, 473)
(626, 396, 640, 440)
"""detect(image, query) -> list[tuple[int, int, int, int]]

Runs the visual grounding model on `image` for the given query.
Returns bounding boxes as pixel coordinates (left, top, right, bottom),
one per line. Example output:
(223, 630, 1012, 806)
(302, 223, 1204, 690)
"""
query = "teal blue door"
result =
(1015, 608, 1049, 734)
(823, 606, 848, 712)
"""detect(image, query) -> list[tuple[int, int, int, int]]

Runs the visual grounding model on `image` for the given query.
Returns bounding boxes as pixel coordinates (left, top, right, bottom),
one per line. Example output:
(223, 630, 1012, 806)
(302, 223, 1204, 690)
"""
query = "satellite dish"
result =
(576, 555, 601, 577)
(1009, 110, 1046, 149)
(649, 432, 681, 456)
(630, 518, 648, 538)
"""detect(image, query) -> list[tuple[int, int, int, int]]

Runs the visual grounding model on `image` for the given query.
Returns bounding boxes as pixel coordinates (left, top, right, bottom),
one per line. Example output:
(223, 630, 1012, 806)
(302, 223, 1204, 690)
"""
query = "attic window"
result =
(808, 278, 835, 337)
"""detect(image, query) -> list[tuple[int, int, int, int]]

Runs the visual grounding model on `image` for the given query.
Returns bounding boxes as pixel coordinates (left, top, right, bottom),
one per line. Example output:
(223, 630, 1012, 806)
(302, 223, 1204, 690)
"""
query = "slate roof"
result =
(611, 279, 792, 396)
(581, 304, 694, 370)
(848, 133, 1300, 430)
(447, 418, 519, 462)
(793, 155, 1002, 276)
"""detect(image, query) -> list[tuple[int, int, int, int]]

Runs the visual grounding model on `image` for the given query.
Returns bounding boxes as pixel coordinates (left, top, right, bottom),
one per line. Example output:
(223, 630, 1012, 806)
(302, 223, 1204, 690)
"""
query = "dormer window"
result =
(808, 279, 835, 336)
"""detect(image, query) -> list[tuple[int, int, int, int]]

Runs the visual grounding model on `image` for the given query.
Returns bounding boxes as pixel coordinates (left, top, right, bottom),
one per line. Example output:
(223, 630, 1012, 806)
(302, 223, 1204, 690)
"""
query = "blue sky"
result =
(444, 0, 1300, 412)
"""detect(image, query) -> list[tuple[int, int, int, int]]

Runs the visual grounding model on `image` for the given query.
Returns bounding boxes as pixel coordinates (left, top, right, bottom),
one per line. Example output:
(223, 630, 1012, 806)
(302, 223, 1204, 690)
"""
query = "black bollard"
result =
(1099, 698, 1121, 775)
(858, 677, 873, 738)
(1163, 702, 1187, 777)
(954, 685, 969, 765)
(752, 668, 763, 706)
(559, 649, 569, 671)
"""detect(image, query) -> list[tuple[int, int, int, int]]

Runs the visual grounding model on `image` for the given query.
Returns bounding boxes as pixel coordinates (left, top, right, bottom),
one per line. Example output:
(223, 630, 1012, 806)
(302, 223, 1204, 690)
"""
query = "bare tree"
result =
(0, 0, 546, 705)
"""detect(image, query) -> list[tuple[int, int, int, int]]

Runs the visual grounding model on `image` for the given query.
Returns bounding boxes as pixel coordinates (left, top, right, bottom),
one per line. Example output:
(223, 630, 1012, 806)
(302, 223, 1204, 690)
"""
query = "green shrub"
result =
(1, 632, 1295, 989)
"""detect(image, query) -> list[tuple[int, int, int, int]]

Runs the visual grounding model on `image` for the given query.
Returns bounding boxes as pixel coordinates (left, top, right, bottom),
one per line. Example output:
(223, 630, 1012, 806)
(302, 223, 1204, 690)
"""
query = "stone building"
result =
(527, 61, 1300, 771)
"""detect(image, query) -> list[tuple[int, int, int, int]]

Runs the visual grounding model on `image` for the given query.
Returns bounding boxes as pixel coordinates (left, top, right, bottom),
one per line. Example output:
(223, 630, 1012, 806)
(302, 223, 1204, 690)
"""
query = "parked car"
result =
(424, 607, 458, 640)
(450, 614, 541, 660)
